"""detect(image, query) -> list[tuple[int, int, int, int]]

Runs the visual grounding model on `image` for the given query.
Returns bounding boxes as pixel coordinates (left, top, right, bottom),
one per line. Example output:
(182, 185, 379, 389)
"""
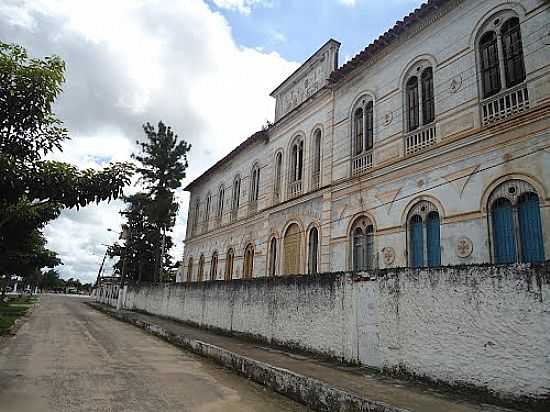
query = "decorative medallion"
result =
(384, 112, 393, 126)
(456, 237, 473, 258)
(449, 74, 463, 94)
(382, 247, 396, 266)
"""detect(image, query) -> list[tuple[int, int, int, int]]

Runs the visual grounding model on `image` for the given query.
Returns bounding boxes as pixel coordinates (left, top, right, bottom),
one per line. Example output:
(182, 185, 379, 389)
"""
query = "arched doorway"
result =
(284, 223, 302, 274)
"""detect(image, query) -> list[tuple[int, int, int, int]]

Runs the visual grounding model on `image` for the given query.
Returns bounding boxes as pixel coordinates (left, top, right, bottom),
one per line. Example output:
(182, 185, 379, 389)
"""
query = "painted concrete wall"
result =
(116, 263, 550, 402)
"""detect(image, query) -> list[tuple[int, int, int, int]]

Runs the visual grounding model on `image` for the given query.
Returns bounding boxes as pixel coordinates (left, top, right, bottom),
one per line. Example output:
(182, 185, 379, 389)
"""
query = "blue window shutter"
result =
(409, 215, 424, 268)
(518, 193, 545, 263)
(426, 212, 441, 267)
(492, 198, 517, 264)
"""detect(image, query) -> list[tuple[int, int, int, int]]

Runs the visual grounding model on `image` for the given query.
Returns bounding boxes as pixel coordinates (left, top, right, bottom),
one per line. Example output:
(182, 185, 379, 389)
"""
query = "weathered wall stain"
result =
(98, 263, 550, 403)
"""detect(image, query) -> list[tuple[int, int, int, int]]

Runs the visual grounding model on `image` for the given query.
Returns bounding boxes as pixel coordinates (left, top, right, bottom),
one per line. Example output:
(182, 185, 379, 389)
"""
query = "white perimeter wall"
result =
(116, 264, 550, 402)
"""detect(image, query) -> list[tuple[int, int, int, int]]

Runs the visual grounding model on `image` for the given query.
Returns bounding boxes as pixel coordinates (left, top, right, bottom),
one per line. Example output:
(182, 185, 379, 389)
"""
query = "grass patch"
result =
(0, 296, 36, 335)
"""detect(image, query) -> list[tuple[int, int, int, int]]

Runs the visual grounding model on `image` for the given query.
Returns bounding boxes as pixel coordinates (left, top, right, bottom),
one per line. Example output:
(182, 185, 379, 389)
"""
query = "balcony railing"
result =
(352, 151, 373, 176)
(405, 123, 436, 156)
(288, 180, 303, 199)
(311, 171, 320, 190)
(481, 84, 529, 127)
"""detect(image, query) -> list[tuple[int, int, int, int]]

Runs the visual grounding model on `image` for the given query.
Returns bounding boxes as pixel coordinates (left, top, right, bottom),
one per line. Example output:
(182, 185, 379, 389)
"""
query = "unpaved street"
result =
(0, 295, 307, 412)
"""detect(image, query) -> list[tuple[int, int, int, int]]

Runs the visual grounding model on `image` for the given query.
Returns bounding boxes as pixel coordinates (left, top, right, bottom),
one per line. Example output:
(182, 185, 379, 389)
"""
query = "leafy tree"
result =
(126, 121, 190, 281)
(39, 269, 64, 291)
(0, 41, 134, 292)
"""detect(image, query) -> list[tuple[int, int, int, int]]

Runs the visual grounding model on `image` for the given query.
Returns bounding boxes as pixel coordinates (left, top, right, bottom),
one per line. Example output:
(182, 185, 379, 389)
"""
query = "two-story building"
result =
(178, 0, 550, 283)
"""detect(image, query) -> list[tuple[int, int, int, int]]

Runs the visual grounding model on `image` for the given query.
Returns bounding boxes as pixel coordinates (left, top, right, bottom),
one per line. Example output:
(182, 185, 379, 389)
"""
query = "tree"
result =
(0, 42, 134, 291)
(126, 121, 190, 281)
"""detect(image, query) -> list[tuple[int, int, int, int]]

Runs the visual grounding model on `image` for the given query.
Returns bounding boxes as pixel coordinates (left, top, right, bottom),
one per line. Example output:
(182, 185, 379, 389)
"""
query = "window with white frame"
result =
(288, 137, 304, 198)
(274, 151, 283, 203)
(351, 96, 374, 175)
(477, 14, 528, 125)
(217, 184, 224, 222)
(192, 199, 200, 235)
(231, 176, 241, 220)
(406, 67, 434, 132)
(204, 192, 211, 230)
(407, 200, 441, 268)
(249, 163, 260, 210)
(311, 129, 321, 189)
(350, 216, 375, 271)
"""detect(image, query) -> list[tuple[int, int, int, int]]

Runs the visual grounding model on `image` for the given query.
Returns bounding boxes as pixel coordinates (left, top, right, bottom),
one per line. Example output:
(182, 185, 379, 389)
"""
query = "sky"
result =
(0, 0, 423, 283)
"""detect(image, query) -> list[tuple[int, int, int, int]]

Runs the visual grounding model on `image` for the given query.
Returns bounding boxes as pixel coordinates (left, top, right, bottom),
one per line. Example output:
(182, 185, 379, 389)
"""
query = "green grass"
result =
(0, 296, 36, 335)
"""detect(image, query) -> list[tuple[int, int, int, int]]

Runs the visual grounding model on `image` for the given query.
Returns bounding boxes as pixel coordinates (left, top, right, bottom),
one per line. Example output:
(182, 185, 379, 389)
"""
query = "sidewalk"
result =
(88, 302, 520, 412)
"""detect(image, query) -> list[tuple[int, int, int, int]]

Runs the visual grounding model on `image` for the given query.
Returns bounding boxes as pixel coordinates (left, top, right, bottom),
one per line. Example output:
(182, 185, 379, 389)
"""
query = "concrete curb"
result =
(88, 302, 410, 412)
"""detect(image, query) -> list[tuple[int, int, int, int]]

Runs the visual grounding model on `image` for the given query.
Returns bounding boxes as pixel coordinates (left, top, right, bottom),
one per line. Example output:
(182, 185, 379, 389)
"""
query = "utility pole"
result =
(94, 244, 111, 289)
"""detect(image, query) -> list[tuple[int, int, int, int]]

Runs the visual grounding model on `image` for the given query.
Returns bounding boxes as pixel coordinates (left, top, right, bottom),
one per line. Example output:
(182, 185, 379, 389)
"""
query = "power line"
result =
(188, 23, 548, 212)
(183, 142, 550, 268)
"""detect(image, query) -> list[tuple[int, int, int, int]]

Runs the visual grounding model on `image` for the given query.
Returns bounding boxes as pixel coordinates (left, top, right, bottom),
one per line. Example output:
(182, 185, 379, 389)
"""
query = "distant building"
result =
(179, 0, 550, 282)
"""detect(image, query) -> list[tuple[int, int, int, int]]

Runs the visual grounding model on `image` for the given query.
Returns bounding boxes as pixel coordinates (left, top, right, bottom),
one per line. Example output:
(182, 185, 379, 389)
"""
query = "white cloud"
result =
(211, 0, 272, 15)
(339, 0, 357, 6)
(1, 0, 298, 282)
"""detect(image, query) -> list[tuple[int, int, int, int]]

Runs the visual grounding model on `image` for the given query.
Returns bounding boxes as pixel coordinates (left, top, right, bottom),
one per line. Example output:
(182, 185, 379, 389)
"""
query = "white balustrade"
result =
(351, 151, 373, 176)
(405, 124, 436, 155)
(481, 84, 529, 126)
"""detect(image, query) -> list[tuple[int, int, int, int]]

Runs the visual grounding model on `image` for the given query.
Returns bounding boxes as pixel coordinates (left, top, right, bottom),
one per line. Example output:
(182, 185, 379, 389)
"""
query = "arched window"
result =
(406, 76, 420, 131)
(243, 244, 254, 279)
(210, 252, 218, 280)
(421, 68, 434, 125)
(198, 255, 205, 282)
(284, 223, 302, 274)
(489, 180, 544, 264)
(478, 16, 526, 99)
(308, 227, 319, 274)
(311, 130, 322, 190)
(350, 216, 374, 271)
(225, 248, 234, 280)
(352, 100, 374, 156)
(501, 17, 525, 88)
(186, 257, 193, 282)
(204, 192, 211, 231)
(288, 137, 304, 198)
(274, 152, 283, 203)
(192, 199, 200, 235)
(407, 201, 441, 268)
(249, 163, 260, 210)
(231, 176, 241, 221)
(268, 237, 277, 277)
(354, 107, 364, 155)
(480, 31, 501, 98)
(217, 185, 224, 222)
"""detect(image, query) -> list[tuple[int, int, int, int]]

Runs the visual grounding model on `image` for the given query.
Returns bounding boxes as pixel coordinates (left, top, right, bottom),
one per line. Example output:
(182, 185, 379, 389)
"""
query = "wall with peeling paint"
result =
(114, 263, 550, 402)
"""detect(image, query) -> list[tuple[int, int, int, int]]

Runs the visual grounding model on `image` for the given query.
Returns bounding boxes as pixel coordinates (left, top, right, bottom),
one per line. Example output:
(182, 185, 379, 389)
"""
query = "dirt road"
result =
(0, 294, 307, 412)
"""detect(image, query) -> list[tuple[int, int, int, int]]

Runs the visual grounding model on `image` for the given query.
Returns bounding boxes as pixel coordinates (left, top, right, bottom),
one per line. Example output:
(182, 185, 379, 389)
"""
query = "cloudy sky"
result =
(0, 0, 422, 283)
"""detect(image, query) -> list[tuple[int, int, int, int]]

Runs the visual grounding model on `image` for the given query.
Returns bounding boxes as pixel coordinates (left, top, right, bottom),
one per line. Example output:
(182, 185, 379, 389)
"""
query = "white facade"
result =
(180, 0, 550, 283)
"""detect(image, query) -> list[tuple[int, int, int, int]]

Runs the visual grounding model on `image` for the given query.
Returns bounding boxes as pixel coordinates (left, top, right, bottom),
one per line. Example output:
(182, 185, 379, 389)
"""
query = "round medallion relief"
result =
(456, 237, 473, 258)
(382, 247, 396, 266)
